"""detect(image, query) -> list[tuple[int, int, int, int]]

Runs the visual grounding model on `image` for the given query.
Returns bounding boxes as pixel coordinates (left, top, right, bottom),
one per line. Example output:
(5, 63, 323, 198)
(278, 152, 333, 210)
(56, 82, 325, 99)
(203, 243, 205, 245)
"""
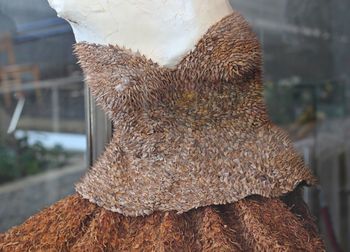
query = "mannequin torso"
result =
(0, 3, 325, 251)
(48, 0, 232, 66)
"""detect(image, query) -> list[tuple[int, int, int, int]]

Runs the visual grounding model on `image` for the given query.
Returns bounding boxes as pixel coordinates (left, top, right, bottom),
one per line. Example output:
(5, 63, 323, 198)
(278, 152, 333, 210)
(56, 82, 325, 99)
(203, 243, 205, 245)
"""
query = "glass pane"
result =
(0, 0, 86, 231)
(0, 1, 349, 251)
(231, 0, 350, 250)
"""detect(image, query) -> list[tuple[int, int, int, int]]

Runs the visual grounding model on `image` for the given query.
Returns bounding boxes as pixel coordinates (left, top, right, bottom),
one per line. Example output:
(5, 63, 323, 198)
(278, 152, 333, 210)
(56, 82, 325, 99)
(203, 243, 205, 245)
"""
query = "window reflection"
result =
(0, 0, 85, 231)
(231, 1, 350, 251)
(0, 0, 349, 251)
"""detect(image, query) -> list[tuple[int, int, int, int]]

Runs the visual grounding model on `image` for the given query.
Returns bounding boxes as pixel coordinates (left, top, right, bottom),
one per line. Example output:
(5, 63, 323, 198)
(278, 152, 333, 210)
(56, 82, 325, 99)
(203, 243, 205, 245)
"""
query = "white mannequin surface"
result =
(48, 0, 233, 67)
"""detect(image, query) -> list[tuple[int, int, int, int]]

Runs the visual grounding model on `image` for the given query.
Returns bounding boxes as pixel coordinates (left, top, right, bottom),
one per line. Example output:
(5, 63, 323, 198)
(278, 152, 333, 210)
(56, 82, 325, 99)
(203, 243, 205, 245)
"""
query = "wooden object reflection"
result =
(0, 33, 41, 107)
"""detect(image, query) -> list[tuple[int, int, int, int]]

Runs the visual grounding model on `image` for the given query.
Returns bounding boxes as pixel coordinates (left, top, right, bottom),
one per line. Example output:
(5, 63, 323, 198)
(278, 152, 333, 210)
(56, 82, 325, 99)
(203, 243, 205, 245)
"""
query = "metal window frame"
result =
(85, 86, 112, 166)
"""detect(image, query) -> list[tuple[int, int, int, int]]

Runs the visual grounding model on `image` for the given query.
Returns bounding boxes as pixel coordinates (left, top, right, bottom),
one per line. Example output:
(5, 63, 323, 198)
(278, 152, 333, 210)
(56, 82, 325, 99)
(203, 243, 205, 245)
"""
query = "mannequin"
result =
(47, 0, 233, 67)
(0, 2, 325, 251)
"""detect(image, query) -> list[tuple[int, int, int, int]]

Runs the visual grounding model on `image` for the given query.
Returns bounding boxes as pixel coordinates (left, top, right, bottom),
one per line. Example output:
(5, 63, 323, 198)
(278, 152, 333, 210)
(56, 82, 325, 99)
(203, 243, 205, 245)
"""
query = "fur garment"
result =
(0, 189, 324, 251)
(0, 9, 325, 251)
(74, 11, 316, 216)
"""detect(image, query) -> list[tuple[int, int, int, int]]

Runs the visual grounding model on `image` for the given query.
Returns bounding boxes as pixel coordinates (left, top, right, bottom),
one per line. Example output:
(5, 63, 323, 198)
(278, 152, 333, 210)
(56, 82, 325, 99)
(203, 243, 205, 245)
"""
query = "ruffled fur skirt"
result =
(0, 188, 324, 251)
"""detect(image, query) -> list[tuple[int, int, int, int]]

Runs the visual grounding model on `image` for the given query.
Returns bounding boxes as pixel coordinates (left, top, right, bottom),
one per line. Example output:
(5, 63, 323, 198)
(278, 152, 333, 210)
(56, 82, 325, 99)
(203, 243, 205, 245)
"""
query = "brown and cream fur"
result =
(74, 11, 316, 216)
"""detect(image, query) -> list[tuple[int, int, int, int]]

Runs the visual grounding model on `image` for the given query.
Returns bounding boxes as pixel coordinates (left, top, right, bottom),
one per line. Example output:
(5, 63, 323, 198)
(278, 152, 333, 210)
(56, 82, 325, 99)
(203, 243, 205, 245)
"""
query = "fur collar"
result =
(74, 11, 316, 216)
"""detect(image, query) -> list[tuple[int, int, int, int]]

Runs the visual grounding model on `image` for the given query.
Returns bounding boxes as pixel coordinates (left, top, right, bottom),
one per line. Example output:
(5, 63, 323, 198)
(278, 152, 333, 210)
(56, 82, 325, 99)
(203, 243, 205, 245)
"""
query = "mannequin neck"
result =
(48, 0, 232, 66)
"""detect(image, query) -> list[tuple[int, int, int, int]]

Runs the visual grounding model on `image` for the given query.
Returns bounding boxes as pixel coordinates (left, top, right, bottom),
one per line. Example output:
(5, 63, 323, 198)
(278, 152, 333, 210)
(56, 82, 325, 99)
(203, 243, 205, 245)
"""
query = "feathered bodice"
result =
(74, 11, 316, 216)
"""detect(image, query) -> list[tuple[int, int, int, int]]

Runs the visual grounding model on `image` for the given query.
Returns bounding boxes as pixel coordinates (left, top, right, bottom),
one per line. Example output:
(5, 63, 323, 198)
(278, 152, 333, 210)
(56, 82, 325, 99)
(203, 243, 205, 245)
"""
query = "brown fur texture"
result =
(0, 10, 325, 251)
(73, 11, 316, 216)
(0, 190, 324, 251)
